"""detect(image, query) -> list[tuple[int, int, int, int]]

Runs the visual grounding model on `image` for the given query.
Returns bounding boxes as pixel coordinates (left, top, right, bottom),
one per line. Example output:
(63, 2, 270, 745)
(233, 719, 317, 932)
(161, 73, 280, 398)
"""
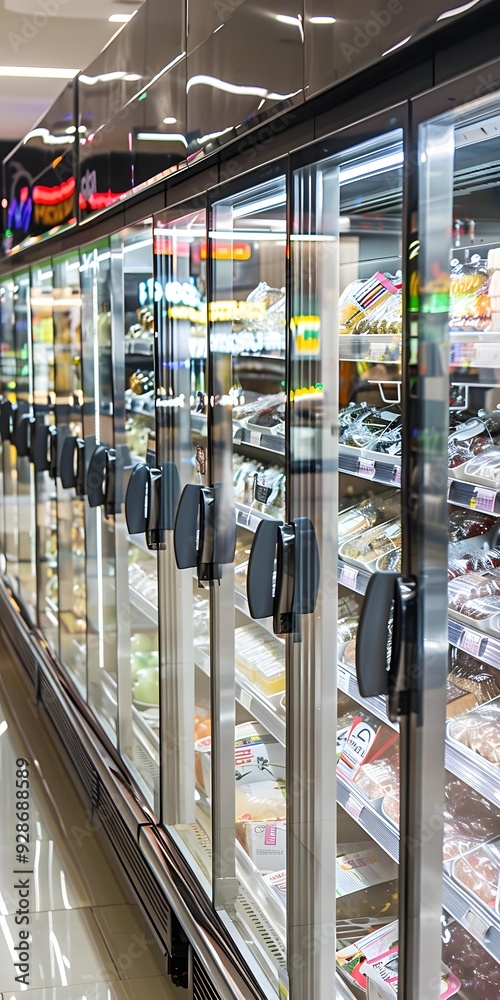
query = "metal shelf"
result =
(129, 585, 158, 624)
(448, 477, 500, 517)
(338, 334, 401, 364)
(339, 446, 401, 487)
(236, 501, 282, 534)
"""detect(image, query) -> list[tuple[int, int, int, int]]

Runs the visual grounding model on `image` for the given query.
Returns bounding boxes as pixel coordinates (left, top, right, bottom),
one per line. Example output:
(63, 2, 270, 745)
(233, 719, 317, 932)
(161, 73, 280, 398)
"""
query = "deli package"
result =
(196, 721, 286, 795)
(337, 718, 398, 783)
(236, 820, 286, 873)
(336, 920, 461, 998)
(448, 696, 500, 765)
(452, 837, 500, 913)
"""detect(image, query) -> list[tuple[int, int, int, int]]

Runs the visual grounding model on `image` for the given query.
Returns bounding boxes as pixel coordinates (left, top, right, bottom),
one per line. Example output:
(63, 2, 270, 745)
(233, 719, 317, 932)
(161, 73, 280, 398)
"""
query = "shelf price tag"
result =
(463, 908, 490, 942)
(475, 343, 500, 367)
(392, 465, 401, 486)
(474, 486, 497, 514)
(358, 458, 376, 480)
(338, 666, 351, 695)
(238, 686, 253, 712)
(249, 431, 262, 447)
(369, 342, 389, 361)
(345, 794, 364, 821)
(460, 629, 483, 658)
(340, 565, 359, 590)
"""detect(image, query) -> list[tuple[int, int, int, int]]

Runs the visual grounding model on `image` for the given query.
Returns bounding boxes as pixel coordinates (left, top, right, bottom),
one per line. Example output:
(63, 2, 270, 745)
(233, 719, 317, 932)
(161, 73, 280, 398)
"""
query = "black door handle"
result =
(247, 517, 320, 639)
(355, 572, 417, 720)
(125, 464, 150, 534)
(87, 445, 108, 508)
(126, 462, 181, 549)
(32, 422, 50, 472)
(0, 399, 14, 441)
(13, 413, 32, 458)
(174, 482, 235, 582)
(48, 425, 58, 479)
(104, 449, 121, 517)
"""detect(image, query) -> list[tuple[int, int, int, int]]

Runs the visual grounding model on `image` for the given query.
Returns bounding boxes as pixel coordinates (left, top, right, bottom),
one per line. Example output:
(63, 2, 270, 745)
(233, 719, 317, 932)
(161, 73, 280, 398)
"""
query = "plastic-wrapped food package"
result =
(339, 271, 402, 336)
(354, 750, 400, 800)
(377, 548, 402, 572)
(446, 679, 478, 717)
(339, 401, 370, 429)
(449, 255, 491, 332)
(442, 920, 498, 1000)
(449, 649, 500, 706)
(338, 491, 400, 543)
(449, 594, 500, 621)
(448, 439, 475, 471)
(343, 637, 357, 668)
(235, 781, 286, 822)
(453, 839, 500, 910)
(465, 446, 500, 485)
(448, 548, 500, 579)
(443, 778, 498, 860)
(341, 519, 401, 566)
(448, 570, 500, 610)
(337, 617, 359, 662)
(448, 699, 500, 763)
(448, 509, 497, 542)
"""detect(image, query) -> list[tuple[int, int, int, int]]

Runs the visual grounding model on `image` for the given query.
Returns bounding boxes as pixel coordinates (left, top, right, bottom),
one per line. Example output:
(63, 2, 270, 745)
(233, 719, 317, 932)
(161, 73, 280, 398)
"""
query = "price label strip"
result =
(345, 794, 364, 822)
(392, 465, 402, 487)
(237, 684, 253, 712)
(358, 458, 376, 480)
(337, 666, 351, 695)
(340, 565, 359, 590)
(463, 908, 490, 943)
(249, 430, 262, 447)
(473, 486, 497, 514)
(369, 342, 390, 361)
(460, 629, 483, 658)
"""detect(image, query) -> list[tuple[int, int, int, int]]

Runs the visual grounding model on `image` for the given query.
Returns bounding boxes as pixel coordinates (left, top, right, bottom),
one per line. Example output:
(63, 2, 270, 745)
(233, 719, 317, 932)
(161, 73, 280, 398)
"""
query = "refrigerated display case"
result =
(30, 262, 58, 652)
(15, 269, 37, 625)
(0, 277, 17, 580)
(52, 251, 86, 693)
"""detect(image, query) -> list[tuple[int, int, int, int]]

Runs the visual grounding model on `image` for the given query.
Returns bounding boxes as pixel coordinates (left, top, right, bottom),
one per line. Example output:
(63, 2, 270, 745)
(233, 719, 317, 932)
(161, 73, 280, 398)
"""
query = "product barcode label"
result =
(345, 794, 364, 821)
(463, 908, 490, 942)
(474, 486, 496, 514)
(338, 666, 351, 695)
(460, 629, 483, 657)
(358, 458, 376, 480)
(340, 565, 359, 590)
(392, 465, 401, 486)
(369, 342, 389, 361)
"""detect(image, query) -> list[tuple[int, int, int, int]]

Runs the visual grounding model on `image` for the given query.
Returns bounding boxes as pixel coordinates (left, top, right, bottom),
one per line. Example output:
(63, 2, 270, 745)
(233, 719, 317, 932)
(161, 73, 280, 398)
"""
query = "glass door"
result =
(290, 132, 404, 997)
(15, 269, 37, 624)
(0, 277, 17, 582)
(209, 176, 289, 992)
(80, 240, 118, 743)
(52, 251, 86, 694)
(109, 222, 159, 810)
(30, 262, 58, 650)
(154, 204, 212, 885)
(417, 92, 500, 1000)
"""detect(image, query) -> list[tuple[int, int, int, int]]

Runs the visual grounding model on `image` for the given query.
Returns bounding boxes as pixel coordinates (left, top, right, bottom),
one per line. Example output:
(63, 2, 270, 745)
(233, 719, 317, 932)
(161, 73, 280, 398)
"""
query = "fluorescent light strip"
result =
(232, 193, 286, 218)
(0, 65, 78, 78)
(136, 132, 188, 144)
(310, 15, 336, 23)
(339, 149, 404, 183)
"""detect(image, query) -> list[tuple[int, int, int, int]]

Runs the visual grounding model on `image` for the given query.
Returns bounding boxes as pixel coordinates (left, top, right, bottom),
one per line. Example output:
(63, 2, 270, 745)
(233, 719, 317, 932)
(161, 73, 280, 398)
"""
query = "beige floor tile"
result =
(2, 980, 130, 1000)
(90, 906, 165, 981)
(122, 976, 185, 999)
(0, 908, 119, 992)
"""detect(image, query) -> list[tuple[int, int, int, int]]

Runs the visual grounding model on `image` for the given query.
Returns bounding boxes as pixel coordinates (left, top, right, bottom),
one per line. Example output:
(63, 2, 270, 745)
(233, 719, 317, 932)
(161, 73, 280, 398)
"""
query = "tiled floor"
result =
(0, 638, 183, 999)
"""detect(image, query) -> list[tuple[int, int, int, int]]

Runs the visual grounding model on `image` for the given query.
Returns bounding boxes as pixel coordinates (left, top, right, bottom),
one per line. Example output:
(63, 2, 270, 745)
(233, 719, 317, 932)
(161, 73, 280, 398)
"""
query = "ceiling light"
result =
(310, 16, 336, 24)
(136, 132, 187, 144)
(437, 0, 480, 19)
(0, 66, 78, 79)
(23, 127, 74, 145)
(78, 125, 87, 133)
(65, 125, 76, 134)
(163, 116, 177, 124)
(79, 71, 141, 85)
(187, 74, 300, 102)
(382, 35, 412, 56)
(109, 11, 137, 22)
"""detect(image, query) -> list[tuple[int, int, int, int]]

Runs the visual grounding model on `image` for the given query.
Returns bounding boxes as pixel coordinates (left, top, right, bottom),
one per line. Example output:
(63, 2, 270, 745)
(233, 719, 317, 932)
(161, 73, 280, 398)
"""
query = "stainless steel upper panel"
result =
(186, 0, 248, 53)
(186, 1, 304, 160)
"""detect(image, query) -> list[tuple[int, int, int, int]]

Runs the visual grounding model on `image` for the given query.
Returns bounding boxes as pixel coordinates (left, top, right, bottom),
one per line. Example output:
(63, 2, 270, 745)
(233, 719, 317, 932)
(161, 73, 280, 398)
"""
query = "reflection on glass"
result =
(0, 279, 18, 581)
(110, 225, 159, 810)
(154, 207, 211, 883)
(30, 266, 56, 640)
(80, 242, 118, 743)
(53, 253, 86, 694)
(211, 177, 287, 989)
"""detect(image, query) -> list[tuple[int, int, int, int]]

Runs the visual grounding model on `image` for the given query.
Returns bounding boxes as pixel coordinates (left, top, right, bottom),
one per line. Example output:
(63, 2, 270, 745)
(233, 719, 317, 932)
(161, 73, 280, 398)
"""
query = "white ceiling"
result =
(0, 0, 139, 140)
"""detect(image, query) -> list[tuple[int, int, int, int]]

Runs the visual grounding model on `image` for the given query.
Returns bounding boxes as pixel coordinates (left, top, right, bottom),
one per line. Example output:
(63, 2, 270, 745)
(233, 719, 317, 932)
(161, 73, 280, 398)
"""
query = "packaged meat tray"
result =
(353, 749, 400, 801)
(382, 775, 498, 853)
(441, 919, 499, 1000)
(448, 594, 500, 627)
(448, 547, 500, 579)
(448, 508, 497, 543)
(448, 697, 500, 766)
(448, 570, 500, 610)
(338, 491, 400, 544)
(449, 648, 500, 707)
(339, 518, 401, 571)
(452, 837, 500, 913)
(464, 446, 500, 488)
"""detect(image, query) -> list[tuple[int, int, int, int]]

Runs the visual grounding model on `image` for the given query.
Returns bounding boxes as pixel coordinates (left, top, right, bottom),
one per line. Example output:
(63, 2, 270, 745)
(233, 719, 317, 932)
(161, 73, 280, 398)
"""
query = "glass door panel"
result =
(0, 278, 17, 581)
(53, 251, 86, 694)
(80, 240, 118, 744)
(291, 133, 403, 997)
(154, 206, 212, 888)
(110, 223, 159, 810)
(30, 262, 58, 649)
(211, 176, 288, 990)
(419, 95, 500, 1000)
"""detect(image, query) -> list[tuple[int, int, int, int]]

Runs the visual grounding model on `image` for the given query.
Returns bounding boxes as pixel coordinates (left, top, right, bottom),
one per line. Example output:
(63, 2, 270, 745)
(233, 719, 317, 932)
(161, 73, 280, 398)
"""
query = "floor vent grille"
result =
(193, 951, 223, 1000)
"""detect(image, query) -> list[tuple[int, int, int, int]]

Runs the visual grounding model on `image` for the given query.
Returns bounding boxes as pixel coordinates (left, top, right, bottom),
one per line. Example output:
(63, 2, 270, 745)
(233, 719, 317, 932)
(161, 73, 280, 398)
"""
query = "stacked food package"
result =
(338, 271, 402, 337)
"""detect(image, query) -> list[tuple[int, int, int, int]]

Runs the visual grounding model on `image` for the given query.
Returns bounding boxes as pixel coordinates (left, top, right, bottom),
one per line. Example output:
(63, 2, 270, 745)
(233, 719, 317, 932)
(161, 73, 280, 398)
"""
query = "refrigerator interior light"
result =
(310, 15, 336, 23)
(136, 133, 188, 144)
(232, 193, 286, 218)
(209, 230, 286, 240)
(339, 148, 404, 184)
(122, 238, 153, 253)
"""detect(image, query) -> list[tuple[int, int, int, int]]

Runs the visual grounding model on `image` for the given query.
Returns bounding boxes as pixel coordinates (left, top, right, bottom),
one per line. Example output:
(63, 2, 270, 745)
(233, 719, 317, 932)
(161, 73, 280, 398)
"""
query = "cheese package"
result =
(236, 820, 286, 872)
(196, 722, 286, 795)
(235, 624, 285, 696)
(236, 781, 286, 822)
